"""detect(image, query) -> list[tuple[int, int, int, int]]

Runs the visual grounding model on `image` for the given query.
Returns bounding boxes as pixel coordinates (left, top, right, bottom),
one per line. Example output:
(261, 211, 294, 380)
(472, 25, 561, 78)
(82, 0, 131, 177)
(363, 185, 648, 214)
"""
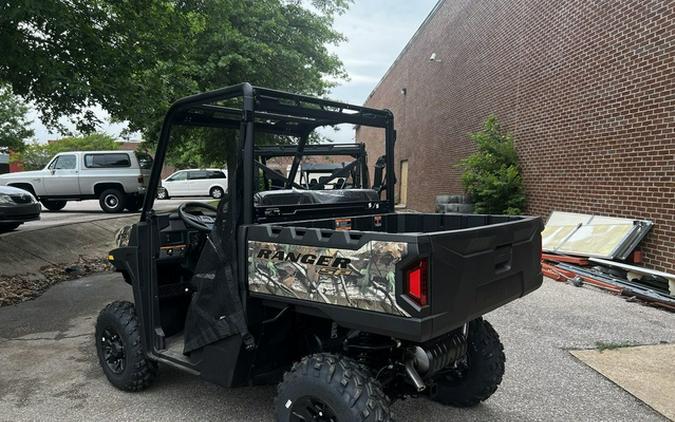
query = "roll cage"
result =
(254, 143, 370, 191)
(142, 83, 396, 224)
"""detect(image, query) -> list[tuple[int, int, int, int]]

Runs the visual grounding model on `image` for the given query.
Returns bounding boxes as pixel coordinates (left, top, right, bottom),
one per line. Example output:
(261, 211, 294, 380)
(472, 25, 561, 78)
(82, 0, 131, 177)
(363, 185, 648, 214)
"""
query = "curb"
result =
(0, 216, 137, 278)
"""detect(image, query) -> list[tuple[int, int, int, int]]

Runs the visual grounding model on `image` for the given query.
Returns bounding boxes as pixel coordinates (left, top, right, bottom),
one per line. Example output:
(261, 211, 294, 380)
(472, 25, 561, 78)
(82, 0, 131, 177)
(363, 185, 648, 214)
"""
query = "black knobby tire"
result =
(275, 353, 392, 422)
(95, 301, 157, 391)
(209, 186, 224, 199)
(431, 318, 505, 407)
(99, 189, 125, 213)
(0, 222, 21, 232)
(41, 200, 67, 211)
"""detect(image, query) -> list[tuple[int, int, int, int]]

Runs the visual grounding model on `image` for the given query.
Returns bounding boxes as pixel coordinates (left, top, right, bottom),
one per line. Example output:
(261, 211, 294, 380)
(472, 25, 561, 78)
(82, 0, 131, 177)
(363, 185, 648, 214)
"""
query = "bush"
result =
(460, 116, 525, 215)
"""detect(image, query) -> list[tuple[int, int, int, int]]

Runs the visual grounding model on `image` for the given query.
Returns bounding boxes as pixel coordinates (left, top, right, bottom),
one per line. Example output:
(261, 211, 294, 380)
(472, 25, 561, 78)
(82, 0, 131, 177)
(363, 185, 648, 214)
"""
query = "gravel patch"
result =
(0, 257, 109, 307)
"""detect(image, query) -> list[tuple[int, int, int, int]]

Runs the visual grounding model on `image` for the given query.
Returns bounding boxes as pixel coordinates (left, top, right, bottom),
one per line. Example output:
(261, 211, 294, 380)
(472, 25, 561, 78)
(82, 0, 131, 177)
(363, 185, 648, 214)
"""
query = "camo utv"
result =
(101, 83, 543, 421)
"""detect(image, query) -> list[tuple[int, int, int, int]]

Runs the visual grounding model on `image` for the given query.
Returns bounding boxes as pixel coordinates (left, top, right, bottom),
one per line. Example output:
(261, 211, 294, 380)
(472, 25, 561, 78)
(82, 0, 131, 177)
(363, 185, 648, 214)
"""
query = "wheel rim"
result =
(212, 188, 222, 198)
(290, 396, 337, 422)
(158, 190, 166, 199)
(100, 328, 126, 374)
(104, 194, 119, 208)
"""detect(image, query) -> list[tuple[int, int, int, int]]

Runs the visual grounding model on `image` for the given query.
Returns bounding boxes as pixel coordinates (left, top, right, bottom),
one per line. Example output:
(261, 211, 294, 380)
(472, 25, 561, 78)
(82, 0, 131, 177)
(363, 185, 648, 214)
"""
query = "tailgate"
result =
(423, 216, 543, 337)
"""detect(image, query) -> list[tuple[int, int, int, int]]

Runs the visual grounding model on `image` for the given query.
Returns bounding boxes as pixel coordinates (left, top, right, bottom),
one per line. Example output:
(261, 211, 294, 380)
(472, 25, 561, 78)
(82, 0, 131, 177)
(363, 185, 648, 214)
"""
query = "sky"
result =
(27, 0, 439, 144)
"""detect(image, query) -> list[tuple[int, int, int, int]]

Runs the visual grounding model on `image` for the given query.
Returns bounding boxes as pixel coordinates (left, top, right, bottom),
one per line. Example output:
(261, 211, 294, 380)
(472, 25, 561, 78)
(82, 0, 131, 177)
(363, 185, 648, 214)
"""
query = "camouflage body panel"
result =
(248, 240, 411, 317)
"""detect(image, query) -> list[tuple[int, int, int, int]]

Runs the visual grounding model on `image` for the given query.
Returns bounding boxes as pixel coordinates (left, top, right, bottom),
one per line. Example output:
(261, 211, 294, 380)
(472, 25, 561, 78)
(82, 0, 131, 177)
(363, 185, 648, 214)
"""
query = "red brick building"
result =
(357, 0, 674, 273)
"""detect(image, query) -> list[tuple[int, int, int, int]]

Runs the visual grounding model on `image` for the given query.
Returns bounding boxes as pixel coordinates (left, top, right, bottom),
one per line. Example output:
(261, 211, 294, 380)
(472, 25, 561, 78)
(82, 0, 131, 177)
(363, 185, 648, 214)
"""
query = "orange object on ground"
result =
(541, 253, 589, 266)
(541, 262, 623, 293)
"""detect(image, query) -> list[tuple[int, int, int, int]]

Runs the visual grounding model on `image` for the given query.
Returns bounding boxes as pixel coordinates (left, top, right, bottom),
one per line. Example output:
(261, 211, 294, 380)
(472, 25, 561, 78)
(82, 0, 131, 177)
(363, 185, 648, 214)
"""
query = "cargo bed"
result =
(245, 212, 543, 343)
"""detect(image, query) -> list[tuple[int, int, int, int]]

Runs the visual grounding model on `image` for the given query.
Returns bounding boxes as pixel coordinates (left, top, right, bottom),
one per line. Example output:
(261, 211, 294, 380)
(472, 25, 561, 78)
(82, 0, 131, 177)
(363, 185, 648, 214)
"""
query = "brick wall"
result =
(358, 0, 675, 273)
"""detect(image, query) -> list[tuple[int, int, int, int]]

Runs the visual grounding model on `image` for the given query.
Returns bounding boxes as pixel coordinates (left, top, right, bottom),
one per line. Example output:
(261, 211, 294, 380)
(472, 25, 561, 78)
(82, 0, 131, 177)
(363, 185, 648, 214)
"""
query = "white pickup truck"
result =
(0, 150, 152, 213)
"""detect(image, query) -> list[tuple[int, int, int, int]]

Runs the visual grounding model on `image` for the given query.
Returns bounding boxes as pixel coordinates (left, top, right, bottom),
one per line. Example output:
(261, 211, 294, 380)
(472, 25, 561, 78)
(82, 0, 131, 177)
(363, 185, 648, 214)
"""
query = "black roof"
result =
(167, 83, 392, 137)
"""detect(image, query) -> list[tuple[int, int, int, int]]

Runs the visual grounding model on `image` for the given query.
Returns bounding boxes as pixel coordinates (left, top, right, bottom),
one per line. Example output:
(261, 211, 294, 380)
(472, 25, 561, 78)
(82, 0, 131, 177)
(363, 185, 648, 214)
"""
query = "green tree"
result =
(12, 142, 50, 171)
(0, 84, 33, 152)
(0, 0, 351, 165)
(460, 116, 525, 215)
(14, 134, 119, 170)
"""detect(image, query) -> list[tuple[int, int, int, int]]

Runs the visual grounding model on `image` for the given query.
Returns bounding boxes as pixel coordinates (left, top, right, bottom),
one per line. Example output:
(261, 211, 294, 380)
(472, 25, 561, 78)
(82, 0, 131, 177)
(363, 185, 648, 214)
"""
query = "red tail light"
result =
(405, 259, 428, 306)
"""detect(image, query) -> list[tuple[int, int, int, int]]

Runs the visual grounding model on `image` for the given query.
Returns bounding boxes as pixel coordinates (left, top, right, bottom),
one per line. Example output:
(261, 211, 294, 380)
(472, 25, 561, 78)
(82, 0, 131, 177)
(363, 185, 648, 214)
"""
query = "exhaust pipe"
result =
(405, 359, 426, 392)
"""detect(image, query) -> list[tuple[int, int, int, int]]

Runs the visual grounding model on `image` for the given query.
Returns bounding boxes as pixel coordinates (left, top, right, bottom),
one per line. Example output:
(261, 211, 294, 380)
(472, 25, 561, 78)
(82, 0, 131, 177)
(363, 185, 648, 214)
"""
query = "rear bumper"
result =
(0, 203, 41, 223)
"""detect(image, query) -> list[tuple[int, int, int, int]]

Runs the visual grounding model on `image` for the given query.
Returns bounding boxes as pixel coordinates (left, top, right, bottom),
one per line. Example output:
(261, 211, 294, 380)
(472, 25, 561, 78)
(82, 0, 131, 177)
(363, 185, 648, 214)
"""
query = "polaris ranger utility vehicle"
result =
(99, 83, 543, 421)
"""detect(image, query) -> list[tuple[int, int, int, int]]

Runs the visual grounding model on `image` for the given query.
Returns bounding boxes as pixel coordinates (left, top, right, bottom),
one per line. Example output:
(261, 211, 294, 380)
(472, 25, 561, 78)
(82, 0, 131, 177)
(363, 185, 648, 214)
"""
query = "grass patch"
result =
(595, 341, 635, 352)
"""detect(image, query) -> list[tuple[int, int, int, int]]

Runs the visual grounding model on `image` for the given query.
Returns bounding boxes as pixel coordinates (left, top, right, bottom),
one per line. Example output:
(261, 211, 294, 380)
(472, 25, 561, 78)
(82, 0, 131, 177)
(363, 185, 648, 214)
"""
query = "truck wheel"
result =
(275, 353, 392, 422)
(209, 186, 224, 199)
(95, 301, 157, 391)
(430, 318, 505, 407)
(41, 200, 67, 211)
(99, 189, 125, 213)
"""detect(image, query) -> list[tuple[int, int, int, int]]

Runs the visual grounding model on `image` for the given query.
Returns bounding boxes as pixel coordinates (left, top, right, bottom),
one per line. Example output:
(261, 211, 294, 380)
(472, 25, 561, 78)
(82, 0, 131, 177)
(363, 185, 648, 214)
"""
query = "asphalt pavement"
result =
(0, 274, 673, 421)
(2, 198, 210, 235)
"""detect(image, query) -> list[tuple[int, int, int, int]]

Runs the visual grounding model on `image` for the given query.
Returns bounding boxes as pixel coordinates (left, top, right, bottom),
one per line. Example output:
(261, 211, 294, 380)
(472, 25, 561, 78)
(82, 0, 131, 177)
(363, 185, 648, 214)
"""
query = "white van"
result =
(157, 169, 227, 199)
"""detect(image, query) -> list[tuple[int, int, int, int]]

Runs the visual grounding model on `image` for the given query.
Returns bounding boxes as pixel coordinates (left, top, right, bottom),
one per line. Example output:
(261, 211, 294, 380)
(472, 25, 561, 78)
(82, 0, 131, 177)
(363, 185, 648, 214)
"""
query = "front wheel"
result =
(95, 301, 157, 391)
(275, 353, 392, 422)
(41, 200, 67, 211)
(430, 318, 505, 407)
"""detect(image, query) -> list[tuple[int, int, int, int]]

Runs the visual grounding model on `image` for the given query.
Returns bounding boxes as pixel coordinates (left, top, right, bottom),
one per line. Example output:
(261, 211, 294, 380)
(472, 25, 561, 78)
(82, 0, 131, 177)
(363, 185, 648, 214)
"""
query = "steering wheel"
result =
(177, 202, 218, 232)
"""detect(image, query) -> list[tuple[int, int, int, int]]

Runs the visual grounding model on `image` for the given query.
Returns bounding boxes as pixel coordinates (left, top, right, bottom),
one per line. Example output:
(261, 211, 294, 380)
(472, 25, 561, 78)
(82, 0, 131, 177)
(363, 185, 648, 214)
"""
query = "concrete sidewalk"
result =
(0, 275, 673, 421)
(572, 344, 675, 420)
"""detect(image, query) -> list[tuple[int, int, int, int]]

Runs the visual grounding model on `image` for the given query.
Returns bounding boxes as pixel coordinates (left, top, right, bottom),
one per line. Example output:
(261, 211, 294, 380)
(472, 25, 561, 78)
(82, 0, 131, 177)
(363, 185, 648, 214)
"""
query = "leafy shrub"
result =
(460, 115, 525, 215)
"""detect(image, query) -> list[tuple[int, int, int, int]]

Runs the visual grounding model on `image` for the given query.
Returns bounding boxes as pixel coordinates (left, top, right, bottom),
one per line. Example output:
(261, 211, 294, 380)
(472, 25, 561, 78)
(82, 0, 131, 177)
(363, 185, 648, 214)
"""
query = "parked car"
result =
(0, 185, 41, 232)
(157, 169, 227, 199)
(0, 151, 152, 213)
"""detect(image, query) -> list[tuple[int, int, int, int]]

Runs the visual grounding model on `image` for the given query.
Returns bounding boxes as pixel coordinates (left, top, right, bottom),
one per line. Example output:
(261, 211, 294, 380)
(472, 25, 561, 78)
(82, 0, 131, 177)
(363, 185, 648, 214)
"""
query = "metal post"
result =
(242, 84, 255, 225)
(385, 112, 396, 211)
(141, 116, 173, 220)
(286, 134, 308, 189)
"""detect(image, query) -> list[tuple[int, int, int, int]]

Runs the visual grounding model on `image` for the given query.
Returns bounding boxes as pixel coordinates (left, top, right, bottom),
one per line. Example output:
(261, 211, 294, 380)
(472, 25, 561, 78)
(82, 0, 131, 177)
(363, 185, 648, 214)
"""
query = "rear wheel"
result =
(430, 318, 505, 407)
(156, 188, 169, 200)
(275, 353, 392, 422)
(0, 222, 21, 232)
(95, 301, 157, 391)
(99, 189, 125, 213)
(209, 186, 224, 199)
(41, 200, 67, 211)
